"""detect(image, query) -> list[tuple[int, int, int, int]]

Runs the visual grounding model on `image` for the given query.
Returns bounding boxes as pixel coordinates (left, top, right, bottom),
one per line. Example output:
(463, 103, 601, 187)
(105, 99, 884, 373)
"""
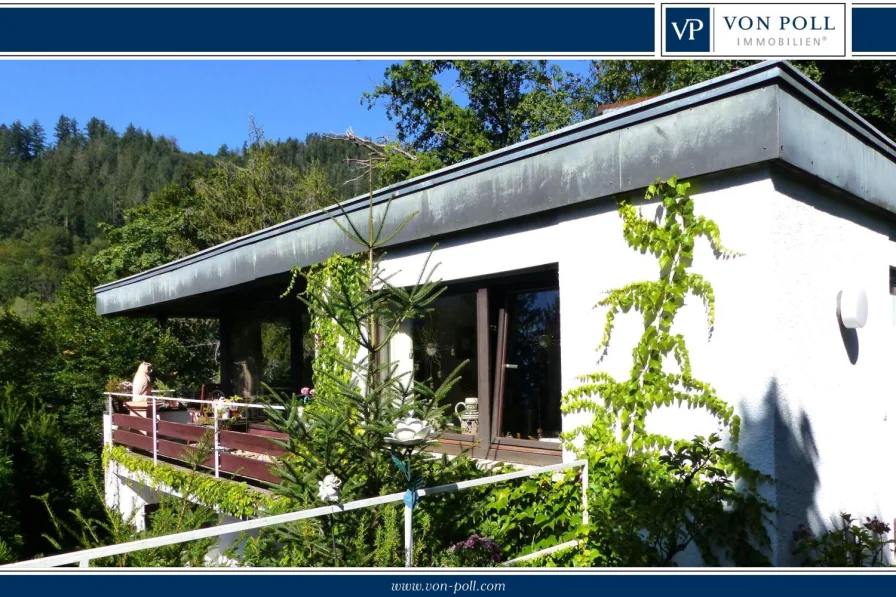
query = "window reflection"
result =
(412, 293, 479, 432)
(261, 318, 292, 392)
(501, 288, 561, 440)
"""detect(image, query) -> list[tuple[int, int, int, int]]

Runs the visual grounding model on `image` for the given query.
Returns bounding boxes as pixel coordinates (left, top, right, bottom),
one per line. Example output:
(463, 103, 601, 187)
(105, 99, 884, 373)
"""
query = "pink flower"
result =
(300, 387, 311, 396)
(310, 389, 316, 396)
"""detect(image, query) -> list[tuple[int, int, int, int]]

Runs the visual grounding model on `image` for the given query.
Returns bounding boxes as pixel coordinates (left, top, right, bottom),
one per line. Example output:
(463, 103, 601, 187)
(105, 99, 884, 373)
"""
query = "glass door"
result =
(492, 286, 562, 441)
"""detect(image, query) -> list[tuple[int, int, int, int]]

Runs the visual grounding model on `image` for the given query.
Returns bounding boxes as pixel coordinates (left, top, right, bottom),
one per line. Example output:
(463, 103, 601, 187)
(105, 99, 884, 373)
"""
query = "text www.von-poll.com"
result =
(391, 581, 506, 593)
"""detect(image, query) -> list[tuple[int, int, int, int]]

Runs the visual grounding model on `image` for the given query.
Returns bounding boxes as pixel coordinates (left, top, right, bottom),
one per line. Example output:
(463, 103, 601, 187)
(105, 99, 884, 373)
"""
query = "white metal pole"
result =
(213, 408, 220, 478)
(79, 559, 89, 568)
(103, 394, 113, 447)
(404, 503, 413, 568)
(151, 397, 158, 465)
(581, 460, 589, 526)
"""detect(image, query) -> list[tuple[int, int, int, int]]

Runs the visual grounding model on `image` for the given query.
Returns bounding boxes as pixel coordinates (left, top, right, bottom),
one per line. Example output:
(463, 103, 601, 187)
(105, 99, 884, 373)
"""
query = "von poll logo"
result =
(672, 18, 704, 41)
(666, 7, 710, 52)
(663, 4, 846, 57)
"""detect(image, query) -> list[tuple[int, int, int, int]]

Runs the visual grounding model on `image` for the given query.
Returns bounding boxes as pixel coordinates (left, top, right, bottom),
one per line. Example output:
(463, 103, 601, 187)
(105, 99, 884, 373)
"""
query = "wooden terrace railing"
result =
(105, 393, 288, 484)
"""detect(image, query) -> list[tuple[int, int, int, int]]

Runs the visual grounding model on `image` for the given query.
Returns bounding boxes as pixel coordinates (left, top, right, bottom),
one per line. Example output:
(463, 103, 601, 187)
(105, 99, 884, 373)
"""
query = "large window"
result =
(412, 292, 479, 434)
(261, 318, 293, 391)
(221, 307, 305, 401)
(405, 266, 563, 464)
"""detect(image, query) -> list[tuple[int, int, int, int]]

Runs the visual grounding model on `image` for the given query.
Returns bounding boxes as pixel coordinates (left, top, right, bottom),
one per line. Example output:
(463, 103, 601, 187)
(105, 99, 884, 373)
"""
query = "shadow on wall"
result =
(739, 378, 819, 566)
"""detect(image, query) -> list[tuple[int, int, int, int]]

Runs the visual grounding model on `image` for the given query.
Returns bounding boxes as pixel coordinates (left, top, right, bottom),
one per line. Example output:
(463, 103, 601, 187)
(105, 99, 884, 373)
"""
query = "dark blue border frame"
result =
(0, 6, 655, 53)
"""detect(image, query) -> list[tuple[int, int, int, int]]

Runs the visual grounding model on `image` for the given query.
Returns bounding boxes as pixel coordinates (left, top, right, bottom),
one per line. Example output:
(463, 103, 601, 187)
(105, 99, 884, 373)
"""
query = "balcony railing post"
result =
(151, 397, 158, 465)
(103, 393, 113, 447)
(581, 460, 589, 526)
(404, 502, 413, 568)
(79, 559, 89, 568)
(213, 408, 220, 478)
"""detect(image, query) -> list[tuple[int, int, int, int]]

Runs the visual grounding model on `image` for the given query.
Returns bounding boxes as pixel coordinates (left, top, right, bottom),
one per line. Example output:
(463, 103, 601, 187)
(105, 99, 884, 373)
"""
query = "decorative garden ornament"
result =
(454, 397, 479, 415)
(131, 362, 153, 404)
(387, 414, 435, 445)
(455, 398, 480, 435)
(317, 474, 341, 503)
(458, 413, 480, 436)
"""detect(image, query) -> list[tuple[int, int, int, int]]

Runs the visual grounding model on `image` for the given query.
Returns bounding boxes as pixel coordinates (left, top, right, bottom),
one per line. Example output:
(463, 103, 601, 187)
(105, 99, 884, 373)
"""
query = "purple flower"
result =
(464, 539, 474, 549)
(864, 516, 891, 535)
(492, 554, 501, 563)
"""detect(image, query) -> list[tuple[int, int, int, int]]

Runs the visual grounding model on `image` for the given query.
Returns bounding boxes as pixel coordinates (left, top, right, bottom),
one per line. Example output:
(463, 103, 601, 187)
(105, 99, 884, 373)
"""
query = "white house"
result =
(95, 60, 896, 565)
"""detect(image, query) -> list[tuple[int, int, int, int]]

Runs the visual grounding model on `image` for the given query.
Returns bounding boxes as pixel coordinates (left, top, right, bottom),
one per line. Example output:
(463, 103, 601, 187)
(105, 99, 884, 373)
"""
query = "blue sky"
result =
(0, 60, 592, 154)
(0, 61, 398, 153)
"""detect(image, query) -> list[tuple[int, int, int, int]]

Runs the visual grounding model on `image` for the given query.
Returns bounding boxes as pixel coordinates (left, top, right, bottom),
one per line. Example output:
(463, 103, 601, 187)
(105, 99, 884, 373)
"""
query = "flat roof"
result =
(95, 60, 896, 317)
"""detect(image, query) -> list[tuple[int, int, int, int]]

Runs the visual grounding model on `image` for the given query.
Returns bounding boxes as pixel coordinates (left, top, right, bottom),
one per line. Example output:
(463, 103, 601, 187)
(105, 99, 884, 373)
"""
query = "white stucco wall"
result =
(382, 167, 779, 456)
(382, 165, 896, 565)
(763, 174, 896, 564)
(105, 458, 156, 532)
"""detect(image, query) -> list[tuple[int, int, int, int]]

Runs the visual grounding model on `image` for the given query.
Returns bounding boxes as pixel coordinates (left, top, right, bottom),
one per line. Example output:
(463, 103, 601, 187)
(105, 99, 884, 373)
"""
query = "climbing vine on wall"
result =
(562, 177, 772, 566)
(104, 445, 291, 518)
(285, 252, 367, 402)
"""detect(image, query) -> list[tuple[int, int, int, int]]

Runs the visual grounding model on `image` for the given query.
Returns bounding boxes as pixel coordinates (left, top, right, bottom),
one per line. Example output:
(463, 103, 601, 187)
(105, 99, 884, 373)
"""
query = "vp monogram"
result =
(671, 18, 705, 41)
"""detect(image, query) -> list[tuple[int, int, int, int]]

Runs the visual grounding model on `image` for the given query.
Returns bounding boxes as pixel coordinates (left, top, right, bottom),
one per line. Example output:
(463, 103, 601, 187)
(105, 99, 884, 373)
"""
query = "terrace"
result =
(79, 392, 590, 570)
(105, 393, 287, 485)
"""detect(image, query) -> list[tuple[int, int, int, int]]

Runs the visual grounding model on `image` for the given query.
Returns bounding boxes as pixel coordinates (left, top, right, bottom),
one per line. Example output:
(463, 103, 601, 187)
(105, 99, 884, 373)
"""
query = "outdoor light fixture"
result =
(838, 286, 868, 329)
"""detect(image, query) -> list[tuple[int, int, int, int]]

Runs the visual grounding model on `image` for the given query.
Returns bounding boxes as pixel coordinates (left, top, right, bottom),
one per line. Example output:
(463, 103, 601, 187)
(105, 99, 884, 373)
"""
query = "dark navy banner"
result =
(853, 6, 896, 53)
(0, 7, 655, 54)
(2, 573, 896, 595)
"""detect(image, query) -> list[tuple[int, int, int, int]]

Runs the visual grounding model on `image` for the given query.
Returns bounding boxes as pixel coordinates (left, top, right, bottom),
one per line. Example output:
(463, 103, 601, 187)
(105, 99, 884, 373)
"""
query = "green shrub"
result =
(478, 470, 583, 561)
(793, 513, 894, 567)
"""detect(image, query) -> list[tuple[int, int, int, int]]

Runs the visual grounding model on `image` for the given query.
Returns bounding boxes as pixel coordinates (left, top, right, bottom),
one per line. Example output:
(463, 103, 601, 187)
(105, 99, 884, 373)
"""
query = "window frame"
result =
(418, 266, 563, 465)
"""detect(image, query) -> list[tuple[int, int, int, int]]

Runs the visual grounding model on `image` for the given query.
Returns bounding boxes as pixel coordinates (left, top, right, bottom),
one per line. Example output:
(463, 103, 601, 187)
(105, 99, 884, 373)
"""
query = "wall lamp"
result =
(838, 286, 868, 329)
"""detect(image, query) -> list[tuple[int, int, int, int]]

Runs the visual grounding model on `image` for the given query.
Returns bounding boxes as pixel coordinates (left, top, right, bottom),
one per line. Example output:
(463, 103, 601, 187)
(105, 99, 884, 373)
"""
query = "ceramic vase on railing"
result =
(455, 397, 479, 435)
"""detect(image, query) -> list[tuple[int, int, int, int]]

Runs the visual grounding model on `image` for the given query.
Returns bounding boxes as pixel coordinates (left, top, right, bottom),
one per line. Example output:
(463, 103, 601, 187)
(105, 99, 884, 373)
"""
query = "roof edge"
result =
(95, 60, 896, 295)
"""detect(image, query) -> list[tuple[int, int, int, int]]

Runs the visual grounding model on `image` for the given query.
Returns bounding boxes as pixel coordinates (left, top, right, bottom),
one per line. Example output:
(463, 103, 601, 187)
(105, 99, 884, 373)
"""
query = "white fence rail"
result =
(104, 392, 287, 410)
(1, 458, 588, 569)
